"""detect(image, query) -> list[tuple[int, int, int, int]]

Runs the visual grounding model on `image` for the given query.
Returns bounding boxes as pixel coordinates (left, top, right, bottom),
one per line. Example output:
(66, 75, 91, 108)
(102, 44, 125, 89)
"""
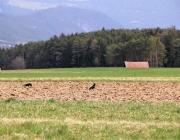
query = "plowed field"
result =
(0, 81, 180, 102)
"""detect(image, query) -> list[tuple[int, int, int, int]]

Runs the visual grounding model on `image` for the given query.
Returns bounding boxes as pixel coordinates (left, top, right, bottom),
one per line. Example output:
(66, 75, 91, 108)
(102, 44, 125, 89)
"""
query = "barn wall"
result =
(124, 61, 149, 68)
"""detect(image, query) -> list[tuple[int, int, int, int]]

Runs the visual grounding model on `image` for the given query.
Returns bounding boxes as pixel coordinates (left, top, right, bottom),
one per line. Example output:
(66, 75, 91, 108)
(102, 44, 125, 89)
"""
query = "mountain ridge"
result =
(1, 0, 179, 47)
(6, 0, 180, 29)
(0, 5, 122, 47)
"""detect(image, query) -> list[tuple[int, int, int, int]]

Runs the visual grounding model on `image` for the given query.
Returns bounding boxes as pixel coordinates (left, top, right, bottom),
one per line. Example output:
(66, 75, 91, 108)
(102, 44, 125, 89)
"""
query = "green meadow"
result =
(0, 99, 180, 140)
(0, 68, 180, 139)
(0, 67, 180, 81)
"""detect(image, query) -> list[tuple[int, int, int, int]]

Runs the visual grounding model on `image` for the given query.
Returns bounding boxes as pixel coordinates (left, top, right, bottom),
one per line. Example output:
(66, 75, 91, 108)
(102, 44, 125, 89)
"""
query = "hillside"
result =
(0, 6, 121, 47)
(1, 0, 179, 48)
(7, 0, 180, 29)
(30, 6, 121, 34)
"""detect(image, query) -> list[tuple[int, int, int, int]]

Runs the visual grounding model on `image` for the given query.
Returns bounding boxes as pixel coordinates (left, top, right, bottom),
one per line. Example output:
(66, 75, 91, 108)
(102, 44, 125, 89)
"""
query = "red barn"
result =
(124, 61, 149, 68)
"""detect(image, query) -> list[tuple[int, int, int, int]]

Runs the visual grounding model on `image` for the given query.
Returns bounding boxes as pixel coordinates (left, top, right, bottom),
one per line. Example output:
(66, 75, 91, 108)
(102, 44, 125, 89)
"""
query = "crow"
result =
(89, 83, 95, 90)
(23, 83, 32, 87)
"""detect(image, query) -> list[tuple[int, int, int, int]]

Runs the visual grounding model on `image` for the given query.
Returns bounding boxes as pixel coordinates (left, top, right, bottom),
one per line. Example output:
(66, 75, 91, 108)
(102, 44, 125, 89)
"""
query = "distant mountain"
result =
(0, 1, 34, 15)
(7, 0, 179, 29)
(1, 0, 179, 47)
(0, 6, 122, 47)
(0, 12, 53, 46)
(31, 6, 121, 33)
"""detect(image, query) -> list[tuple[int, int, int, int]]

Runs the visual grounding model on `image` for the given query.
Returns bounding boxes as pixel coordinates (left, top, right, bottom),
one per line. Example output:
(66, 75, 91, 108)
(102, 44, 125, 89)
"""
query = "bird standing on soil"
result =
(23, 83, 32, 87)
(89, 83, 95, 90)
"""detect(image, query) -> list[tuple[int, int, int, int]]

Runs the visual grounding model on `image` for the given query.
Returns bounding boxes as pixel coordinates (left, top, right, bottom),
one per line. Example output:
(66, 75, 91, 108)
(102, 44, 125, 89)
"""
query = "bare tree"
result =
(11, 56, 25, 69)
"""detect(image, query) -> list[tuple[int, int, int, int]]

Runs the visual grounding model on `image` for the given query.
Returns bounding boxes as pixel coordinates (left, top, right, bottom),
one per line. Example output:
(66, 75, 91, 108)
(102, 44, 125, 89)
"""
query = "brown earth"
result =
(0, 81, 180, 102)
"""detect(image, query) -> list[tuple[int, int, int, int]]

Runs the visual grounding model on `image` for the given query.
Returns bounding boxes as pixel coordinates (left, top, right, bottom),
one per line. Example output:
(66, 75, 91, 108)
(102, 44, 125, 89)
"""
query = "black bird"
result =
(89, 83, 95, 90)
(23, 83, 32, 87)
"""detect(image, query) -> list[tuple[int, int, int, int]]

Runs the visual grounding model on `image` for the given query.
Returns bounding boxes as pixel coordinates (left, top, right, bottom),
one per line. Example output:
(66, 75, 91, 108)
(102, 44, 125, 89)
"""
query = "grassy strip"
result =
(0, 67, 180, 82)
(0, 99, 180, 139)
(0, 77, 180, 82)
(0, 68, 180, 79)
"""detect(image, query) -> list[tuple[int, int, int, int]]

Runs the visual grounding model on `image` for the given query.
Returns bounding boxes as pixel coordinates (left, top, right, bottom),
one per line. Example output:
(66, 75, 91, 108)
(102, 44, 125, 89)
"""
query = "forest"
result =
(0, 27, 180, 69)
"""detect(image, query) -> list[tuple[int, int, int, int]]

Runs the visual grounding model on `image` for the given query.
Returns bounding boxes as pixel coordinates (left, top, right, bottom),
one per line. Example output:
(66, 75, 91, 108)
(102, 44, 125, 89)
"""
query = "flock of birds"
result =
(23, 83, 96, 90)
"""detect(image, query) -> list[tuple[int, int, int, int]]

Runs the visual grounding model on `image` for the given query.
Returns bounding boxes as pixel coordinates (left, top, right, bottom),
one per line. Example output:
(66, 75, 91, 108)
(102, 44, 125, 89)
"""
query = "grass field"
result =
(0, 99, 180, 140)
(0, 67, 180, 81)
(0, 68, 180, 139)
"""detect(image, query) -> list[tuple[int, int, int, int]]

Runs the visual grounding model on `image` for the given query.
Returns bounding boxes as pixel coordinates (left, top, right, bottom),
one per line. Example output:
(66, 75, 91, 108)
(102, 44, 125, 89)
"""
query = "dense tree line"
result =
(0, 27, 180, 69)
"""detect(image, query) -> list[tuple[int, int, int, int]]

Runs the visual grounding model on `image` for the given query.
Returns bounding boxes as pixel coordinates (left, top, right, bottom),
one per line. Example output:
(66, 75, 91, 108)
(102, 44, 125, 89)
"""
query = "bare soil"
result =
(0, 81, 180, 102)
